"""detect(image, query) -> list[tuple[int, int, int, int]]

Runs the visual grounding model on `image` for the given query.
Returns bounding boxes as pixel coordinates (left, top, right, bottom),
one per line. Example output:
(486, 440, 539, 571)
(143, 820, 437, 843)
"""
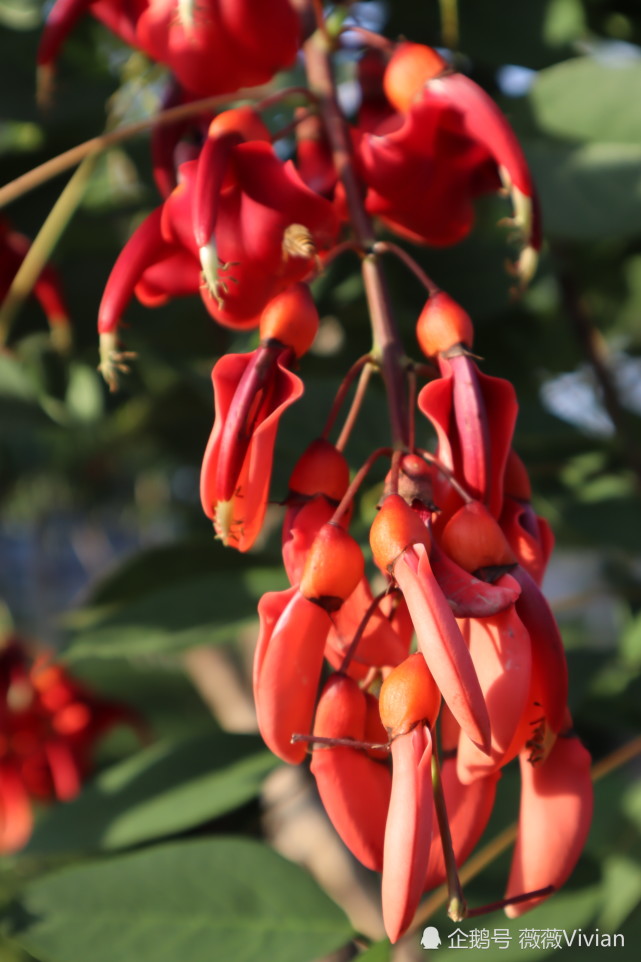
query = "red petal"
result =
(513, 567, 568, 734)
(505, 733, 593, 917)
(0, 763, 33, 853)
(382, 726, 433, 942)
(394, 545, 491, 753)
(456, 597, 532, 781)
(430, 540, 521, 617)
(253, 589, 331, 764)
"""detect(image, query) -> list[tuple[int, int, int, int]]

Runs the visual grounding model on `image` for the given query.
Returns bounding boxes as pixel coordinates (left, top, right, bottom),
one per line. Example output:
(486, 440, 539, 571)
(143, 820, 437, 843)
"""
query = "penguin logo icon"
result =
(421, 926, 441, 949)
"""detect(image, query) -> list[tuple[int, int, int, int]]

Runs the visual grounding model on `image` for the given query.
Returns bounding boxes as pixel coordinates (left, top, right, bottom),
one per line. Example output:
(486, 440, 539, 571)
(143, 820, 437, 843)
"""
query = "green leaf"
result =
(530, 58, 641, 145)
(25, 731, 278, 854)
(598, 854, 641, 930)
(8, 838, 354, 962)
(65, 567, 285, 660)
(356, 941, 391, 961)
(525, 140, 641, 240)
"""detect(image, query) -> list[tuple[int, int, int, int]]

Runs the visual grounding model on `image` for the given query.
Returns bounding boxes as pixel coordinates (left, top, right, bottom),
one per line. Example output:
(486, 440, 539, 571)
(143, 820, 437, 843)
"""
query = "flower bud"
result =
(313, 674, 366, 741)
(288, 439, 350, 502)
(379, 652, 441, 736)
(370, 494, 430, 572)
(416, 292, 474, 358)
(441, 502, 517, 573)
(207, 107, 271, 143)
(384, 453, 435, 509)
(300, 523, 364, 611)
(383, 42, 447, 113)
(259, 283, 319, 358)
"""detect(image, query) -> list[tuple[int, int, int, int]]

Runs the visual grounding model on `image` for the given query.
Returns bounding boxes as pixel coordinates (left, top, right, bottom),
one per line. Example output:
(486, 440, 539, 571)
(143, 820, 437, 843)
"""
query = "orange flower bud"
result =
(207, 106, 271, 143)
(385, 453, 434, 507)
(383, 42, 447, 113)
(259, 283, 319, 358)
(300, 523, 364, 610)
(370, 494, 430, 572)
(440, 502, 517, 573)
(379, 652, 441, 736)
(287, 439, 350, 502)
(416, 292, 474, 358)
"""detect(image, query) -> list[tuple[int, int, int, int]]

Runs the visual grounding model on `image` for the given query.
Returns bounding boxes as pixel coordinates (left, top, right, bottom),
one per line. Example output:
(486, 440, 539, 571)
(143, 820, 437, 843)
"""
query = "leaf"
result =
(356, 941, 391, 961)
(525, 140, 641, 240)
(530, 58, 641, 145)
(8, 838, 354, 962)
(25, 731, 278, 854)
(598, 854, 641, 930)
(65, 567, 286, 660)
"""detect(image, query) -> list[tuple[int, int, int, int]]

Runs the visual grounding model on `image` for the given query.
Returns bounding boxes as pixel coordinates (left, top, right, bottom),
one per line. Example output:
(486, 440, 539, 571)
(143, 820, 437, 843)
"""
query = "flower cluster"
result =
(37, 1, 592, 943)
(0, 636, 143, 852)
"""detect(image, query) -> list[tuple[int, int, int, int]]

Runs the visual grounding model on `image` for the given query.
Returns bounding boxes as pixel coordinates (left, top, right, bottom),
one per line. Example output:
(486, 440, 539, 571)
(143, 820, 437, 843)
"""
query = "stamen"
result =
(282, 223, 316, 260)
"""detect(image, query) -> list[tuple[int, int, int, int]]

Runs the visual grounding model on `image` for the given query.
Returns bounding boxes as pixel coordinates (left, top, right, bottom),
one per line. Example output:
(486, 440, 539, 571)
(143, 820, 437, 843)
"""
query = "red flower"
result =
(505, 726, 593, 917)
(38, 0, 300, 100)
(310, 674, 391, 871)
(0, 217, 70, 349)
(98, 127, 338, 384)
(348, 42, 541, 285)
(0, 638, 144, 853)
(200, 284, 318, 551)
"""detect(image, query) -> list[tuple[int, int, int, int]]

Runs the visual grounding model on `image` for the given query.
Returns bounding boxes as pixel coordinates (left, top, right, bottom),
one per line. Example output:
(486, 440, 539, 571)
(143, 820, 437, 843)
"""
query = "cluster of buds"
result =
(0, 636, 143, 852)
(36, 0, 591, 944)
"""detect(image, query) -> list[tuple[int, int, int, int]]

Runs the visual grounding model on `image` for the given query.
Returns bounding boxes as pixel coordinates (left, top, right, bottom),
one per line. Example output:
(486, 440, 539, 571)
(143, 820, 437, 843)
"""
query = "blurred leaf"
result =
(530, 58, 641, 145)
(65, 362, 105, 424)
(65, 567, 285, 660)
(8, 838, 354, 962)
(598, 853, 641, 930)
(25, 731, 278, 854)
(525, 140, 641, 240)
(357, 941, 391, 961)
(81, 149, 146, 211)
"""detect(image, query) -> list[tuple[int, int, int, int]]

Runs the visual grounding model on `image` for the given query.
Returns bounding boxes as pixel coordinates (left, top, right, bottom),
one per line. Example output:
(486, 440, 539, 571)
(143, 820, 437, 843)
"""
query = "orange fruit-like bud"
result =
(314, 674, 366, 741)
(300, 523, 365, 610)
(440, 502, 517, 572)
(379, 652, 441, 735)
(383, 42, 447, 113)
(208, 106, 270, 143)
(288, 439, 350, 502)
(504, 449, 532, 502)
(370, 494, 430, 572)
(416, 292, 474, 358)
(259, 283, 319, 358)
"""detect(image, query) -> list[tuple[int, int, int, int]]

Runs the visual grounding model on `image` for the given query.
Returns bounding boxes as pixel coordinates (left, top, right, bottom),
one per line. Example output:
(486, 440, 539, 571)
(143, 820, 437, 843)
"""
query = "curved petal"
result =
(505, 732, 593, 917)
(456, 597, 532, 782)
(394, 545, 490, 753)
(430, 540, 521, 617)
(253, 589, 331, 764)
(382, 725, 433, 942)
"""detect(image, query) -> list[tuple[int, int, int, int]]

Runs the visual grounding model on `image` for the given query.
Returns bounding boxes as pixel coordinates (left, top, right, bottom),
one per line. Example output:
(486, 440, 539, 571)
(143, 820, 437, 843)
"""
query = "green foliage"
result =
(5, 838, 354, 962)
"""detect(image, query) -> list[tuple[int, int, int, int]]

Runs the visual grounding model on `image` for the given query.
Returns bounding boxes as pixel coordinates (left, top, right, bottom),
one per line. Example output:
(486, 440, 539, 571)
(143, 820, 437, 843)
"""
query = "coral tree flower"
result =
(38, 0, 301, 100)
(310, 674, 391, 871)
(370, 494, 491, 754)
(378, 653, 441, 942)
(97, 109, 338, 383)
(350, 42, 540, 286)
(253, 523, 364, 764)
(0, 217, 70, 349)
(200, 284, 318, 551)
(0, 637, 142, 853)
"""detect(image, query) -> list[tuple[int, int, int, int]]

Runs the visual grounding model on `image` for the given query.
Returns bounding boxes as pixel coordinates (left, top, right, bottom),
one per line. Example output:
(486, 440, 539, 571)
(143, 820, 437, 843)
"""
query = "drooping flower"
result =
(0, 636, 144, 853)
(200, 284, 318, 551)
(98, 120, 338, 383)
(38, 0, 301, 101)
(310, 674, 391, 871)
(370, 495, 491, 754)
(0, 217, 71, 350)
